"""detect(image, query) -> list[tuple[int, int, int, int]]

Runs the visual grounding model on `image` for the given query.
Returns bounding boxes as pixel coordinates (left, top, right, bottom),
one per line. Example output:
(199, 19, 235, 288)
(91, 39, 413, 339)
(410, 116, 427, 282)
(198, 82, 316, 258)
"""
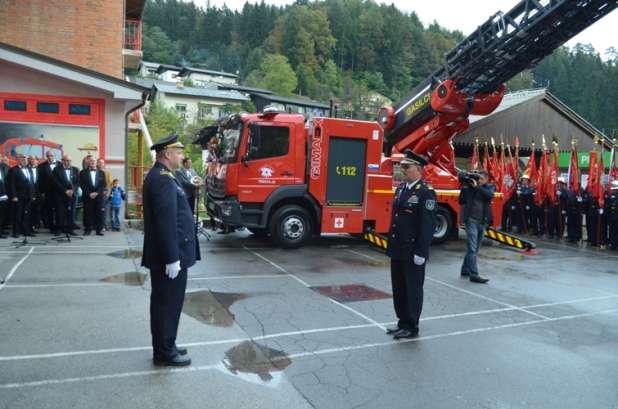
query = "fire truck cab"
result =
(206, 112, 400, 248)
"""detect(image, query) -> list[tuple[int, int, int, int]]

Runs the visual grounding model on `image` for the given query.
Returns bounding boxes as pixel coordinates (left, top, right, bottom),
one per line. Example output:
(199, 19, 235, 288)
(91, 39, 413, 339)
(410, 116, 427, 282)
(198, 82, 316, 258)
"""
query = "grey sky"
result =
(190, 0, 618, 57)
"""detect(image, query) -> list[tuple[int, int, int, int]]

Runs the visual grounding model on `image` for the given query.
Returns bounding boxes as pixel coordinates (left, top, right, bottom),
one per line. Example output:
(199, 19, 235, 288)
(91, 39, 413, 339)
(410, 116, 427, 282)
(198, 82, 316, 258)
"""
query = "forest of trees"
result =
(140, 0, 618, 135)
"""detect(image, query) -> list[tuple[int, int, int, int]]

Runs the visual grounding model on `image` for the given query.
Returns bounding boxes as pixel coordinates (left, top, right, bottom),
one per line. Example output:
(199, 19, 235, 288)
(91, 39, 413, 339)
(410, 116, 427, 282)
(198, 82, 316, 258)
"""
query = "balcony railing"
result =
(124, 18, 142, 50)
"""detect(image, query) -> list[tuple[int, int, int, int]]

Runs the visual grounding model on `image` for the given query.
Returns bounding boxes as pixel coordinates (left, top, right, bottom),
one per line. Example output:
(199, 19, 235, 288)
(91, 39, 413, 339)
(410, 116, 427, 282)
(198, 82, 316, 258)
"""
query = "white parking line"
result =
(2, 307, 616, 389)
(0, 247, 35, 291)
(243, 245, 387, 330)
(2, 293, 613, 362)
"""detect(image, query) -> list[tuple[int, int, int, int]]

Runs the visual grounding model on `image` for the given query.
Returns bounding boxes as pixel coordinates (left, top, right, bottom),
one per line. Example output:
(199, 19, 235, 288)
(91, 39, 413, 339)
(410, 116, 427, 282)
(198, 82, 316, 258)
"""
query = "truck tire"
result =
(433, 206, 452, 244)
(269, 205, 312, 249)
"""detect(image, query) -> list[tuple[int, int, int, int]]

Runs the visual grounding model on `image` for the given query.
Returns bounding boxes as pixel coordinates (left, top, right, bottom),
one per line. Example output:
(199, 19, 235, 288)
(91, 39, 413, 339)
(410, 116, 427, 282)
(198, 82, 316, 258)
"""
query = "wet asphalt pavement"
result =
(0, 229, 617, 409)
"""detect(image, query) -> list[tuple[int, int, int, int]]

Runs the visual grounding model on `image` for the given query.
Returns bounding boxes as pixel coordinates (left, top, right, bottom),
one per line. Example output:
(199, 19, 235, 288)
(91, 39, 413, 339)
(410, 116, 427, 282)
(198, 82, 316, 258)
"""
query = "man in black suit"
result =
(38, 150, 60, 234)
(79, 156, 106, 235)
(52, 155, 80, 235)
(0, 164, 8, 238)
(175, 158, 200, 214)
(27, 155, 42, 232)
(8, 154, 36, 238)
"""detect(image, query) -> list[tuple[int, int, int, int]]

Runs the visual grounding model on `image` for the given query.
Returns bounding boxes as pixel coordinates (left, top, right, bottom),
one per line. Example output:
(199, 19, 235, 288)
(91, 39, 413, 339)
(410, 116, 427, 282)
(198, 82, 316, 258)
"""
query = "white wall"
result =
(159, 70, 180, 82)
(157, 92, 239, 123)
(187, 72, 237, 86)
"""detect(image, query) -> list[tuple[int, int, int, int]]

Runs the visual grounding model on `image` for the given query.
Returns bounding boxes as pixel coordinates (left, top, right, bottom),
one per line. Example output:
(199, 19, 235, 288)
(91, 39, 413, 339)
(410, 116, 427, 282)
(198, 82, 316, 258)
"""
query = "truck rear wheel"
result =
(433, 206, 453, 244)
(269, 205, 312, 249)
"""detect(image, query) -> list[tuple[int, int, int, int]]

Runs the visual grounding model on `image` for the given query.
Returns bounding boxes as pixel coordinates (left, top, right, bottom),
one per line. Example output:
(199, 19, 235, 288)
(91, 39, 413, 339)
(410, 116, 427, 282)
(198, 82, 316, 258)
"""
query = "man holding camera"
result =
(385, 149, 436, 339)
(458, 170, 494, 283)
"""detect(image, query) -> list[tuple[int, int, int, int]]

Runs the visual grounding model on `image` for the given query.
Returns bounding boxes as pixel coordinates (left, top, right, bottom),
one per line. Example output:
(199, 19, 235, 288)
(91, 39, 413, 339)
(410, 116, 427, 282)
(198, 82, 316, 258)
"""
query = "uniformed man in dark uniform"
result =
(385, 150, 436, 340)
(515, 175, 534, 234)
(141, 134, 199, 367)
(548, 177, 568, 239)
(584, 188, 602, 246)
(605, 181, 618, 250)
(566, 185, 583, 243)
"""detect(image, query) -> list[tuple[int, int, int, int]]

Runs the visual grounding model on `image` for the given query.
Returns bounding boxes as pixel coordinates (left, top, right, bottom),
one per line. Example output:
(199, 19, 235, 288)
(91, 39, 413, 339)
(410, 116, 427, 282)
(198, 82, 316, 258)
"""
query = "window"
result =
(198, 103, 213, 121)
(69, 104, 91, 115)
(37, 102, 59, 113)
(4, 100, 27, 111)
(175, 104, 187, 121)
(250, 126, 290, 160)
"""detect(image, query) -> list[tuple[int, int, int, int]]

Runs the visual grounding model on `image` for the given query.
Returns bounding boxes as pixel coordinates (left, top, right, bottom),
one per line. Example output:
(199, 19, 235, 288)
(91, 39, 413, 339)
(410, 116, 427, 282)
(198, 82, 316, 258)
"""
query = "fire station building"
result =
(0, 0, 149, 187)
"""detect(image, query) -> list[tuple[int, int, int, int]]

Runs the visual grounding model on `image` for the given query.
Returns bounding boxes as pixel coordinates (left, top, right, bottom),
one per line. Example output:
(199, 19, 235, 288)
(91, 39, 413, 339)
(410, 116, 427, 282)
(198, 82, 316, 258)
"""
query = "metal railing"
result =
(124, 19, 142, 50)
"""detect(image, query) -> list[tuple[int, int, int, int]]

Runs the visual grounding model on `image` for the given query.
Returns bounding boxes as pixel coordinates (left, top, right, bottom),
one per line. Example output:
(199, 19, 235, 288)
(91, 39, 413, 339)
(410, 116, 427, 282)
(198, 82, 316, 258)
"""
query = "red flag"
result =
(546, 145, 559, 206)
(482, 143, 490, 172)
(524, 147, 538, 187)
(567, 142, 580, 195)
(588, 150, 598, 198)
(607, 144, 617, 188)
(597, 150, 605, 208)
(535, 147, 548, 206)
(470, 140, 479, 171)
(503, 145, 517, 203)
(490, 142, 499, 184)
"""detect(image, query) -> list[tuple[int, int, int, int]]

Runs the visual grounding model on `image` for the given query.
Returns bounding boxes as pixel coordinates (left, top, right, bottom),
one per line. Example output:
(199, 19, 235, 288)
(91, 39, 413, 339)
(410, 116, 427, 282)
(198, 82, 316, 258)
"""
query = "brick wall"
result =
(0, 0, 124, 78)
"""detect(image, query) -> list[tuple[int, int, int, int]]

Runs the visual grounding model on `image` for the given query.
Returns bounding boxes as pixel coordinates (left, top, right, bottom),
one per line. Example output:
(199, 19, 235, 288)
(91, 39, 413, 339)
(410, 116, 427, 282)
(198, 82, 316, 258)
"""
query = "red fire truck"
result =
(204, 0, 617, 248)
(1, 137, 64, 167)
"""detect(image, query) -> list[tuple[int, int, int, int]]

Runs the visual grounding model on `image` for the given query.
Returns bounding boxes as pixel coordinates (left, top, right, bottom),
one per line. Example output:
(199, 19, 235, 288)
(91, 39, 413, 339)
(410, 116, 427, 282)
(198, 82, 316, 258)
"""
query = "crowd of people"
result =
(502, 175, 618, 250)
(0, 151, 126, 239)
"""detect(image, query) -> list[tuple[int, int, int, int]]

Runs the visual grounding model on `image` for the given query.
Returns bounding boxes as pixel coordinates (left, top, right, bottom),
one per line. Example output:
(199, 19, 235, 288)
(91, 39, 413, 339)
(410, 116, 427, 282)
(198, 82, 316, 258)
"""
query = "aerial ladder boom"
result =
(378, 0, 618, 175)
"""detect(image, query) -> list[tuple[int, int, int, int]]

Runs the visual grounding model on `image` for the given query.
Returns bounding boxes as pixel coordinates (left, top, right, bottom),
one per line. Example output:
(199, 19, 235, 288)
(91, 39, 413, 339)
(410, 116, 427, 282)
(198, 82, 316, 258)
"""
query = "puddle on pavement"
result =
(100, 272, 147, 286)
(183, 290, 248, 327)
(311, 284, 392, 303)
(223, 341, 291, 382)
(107, 249, 143, 259)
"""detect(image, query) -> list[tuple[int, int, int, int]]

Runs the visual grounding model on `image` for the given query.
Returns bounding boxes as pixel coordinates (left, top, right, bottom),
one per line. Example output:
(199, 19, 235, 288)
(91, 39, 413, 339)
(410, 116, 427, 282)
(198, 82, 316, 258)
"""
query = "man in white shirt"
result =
(79, 157, 106, 235)
(38, 150, 60, 234)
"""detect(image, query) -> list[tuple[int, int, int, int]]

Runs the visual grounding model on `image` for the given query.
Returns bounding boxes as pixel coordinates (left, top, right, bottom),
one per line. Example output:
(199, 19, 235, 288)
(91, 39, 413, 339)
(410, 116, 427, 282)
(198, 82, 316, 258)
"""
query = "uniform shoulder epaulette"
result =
(159, 170, 175, 178)
(426, 183, 434, 190)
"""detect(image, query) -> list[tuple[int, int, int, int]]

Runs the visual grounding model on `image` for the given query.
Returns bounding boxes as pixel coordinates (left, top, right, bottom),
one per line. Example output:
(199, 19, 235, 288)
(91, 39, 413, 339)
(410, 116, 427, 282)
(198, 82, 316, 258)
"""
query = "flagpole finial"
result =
(491, 137, 496, 146)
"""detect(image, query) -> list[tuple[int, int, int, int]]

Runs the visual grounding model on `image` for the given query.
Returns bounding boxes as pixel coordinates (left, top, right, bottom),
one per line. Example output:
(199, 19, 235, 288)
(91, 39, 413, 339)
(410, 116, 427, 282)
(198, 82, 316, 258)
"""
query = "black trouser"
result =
(547, 206, 563, 238)
(12, 198, 32, 236)
(567, 209, 582, 242)
(532, 205, 546, 235)
(55, 196, 74, 233)
(587, 208, 600, 246)
(31, 196, 41, 228)
(149, 265, 188, 359)
(608, 218, 618, 249)
(0, 202, 6, 236)
(390, 258, 425, 330)
(83, 196, 103, 232)
(42, 192, 57, 230)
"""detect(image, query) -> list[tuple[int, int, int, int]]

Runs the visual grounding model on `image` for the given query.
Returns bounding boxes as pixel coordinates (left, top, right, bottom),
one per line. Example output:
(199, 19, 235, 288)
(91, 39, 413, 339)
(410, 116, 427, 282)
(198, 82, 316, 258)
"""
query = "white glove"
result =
(0, 195, 7, 202)
(165, 260, 181, 279)
(599, 209, 604, 215)
(525, 206, 530, 210)
(413, 255, 425, 266)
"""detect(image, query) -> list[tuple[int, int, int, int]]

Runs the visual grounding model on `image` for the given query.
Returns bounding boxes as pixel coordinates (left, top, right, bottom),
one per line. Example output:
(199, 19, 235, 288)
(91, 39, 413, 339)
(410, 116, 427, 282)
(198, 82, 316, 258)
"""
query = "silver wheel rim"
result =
(282, 216, 305, 240)
(434, 213, 448, 239)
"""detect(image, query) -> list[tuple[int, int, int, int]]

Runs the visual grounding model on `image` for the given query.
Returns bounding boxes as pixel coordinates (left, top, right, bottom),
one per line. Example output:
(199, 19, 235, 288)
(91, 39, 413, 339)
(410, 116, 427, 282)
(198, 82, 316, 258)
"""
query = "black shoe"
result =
(25, 233, 35, 237)
(96, 231, 104, 236)
(460, 272, 470, 277)
(67, 231, 78, 236)
(393, 328, 419, 339)
(71, 224, 80, 230)
(385, 326, 401, 335)
(470, 275, 489, 284)
(153, 354, 191, 367)
(84, 230, 91, 236)
(0, 235, 6, 239)
(176, 346, 188, 356)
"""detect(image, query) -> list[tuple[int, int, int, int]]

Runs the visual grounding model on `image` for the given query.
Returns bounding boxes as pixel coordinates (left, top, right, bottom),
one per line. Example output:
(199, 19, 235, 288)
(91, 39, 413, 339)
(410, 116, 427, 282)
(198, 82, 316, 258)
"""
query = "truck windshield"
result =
(218, 126, 242, 163)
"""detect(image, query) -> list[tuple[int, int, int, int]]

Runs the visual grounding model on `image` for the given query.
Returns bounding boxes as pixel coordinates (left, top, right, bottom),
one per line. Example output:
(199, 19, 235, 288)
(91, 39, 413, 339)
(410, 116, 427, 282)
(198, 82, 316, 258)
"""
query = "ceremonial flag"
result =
(588, 149, 598, 198)
(567, 140, 580, 195)
(524, 143, 538, 187)
(597, 146, 605, 208)
(546, 142, 559, 206)
(608, 142, 617, 188)
(482, 142, 490, 172)
(535, 145, 548, 206)
(470, 139, 479, 171)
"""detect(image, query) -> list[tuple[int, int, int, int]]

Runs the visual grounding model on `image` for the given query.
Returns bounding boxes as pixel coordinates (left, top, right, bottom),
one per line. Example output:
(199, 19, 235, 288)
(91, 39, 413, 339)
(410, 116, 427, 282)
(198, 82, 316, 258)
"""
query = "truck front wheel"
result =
(433, 206, 453, 244)
(269, 205, 312, 249)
